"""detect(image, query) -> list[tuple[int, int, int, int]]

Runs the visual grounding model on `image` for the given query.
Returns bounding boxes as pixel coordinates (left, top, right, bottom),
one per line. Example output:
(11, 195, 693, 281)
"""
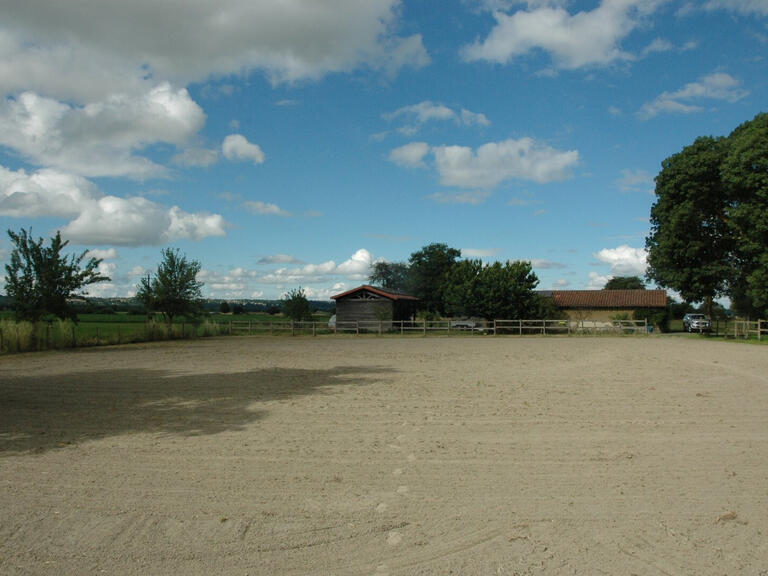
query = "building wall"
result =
(336, 298, 394, 328)
(562, 308, 637, 323)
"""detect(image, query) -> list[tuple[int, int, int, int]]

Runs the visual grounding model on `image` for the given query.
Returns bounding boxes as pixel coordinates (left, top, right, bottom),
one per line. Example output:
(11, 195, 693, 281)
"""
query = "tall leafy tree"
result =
(368, 261, 411, 292)
(444, 259, 540, 320)
(477, 260, 540, 320)
(141, 248, 204, 326)
(722, 113, 768, 316)
(4, 228, 109, 322)
(281, 287, 312, 321)
(645, 136, 732, 317)
(603, 276, 645, 290)
(443, 259, 483, 318)
(408, 243, 461, 316)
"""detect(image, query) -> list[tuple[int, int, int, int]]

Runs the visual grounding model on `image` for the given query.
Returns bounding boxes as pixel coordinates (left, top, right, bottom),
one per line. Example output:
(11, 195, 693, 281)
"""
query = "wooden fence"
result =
(224, 318, 649, 336)
(732, 319, 767, 340)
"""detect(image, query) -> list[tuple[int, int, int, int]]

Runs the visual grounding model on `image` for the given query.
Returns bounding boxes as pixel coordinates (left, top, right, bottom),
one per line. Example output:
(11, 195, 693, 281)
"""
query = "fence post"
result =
(312, 322, 316, 337)
(249, 320, 252, 336)
(71, 325, 76, 347)
(356, 321, 359, 336)
(760, 319, 763, 341)
(118, 324, 121, 344)
(423, 320, 426, 336)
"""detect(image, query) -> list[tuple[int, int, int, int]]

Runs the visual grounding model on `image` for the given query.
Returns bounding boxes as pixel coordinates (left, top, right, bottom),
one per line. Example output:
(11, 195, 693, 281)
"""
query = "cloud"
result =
(586, 271, 613, 289)
(432, 138, 578, 188)
(257, 254, 302, 265)
(530, 259, 566, 269)
(384, 101, 490, 133)
(0, 166, 99, 217)
(639, 72, 749, 119)
(172, 146, 219, 167)
(336, 249, 374, 278)
(703, 0, 768, 16)
(640, 38, 673, 57)
(244, 201, 290, 216)
(616, 169, 653, 193)
(0, 83, 205, 179)
(0, 165, 227, 246)
(390, 138, 578, 191)
(0, 1, 429, 102)
(258, 249, 374, 284)
(462, 0, 663, 70)
(462, 248, 498, 258)
(222, 134, 265, 165)
(86, 248, 118, 260)
(389, 142, 430, 168)
(593, 244, 647, 275)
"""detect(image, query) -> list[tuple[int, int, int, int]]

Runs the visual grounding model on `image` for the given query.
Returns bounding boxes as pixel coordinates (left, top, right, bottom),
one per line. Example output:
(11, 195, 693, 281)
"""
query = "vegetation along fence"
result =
(3, 317, 766, 355)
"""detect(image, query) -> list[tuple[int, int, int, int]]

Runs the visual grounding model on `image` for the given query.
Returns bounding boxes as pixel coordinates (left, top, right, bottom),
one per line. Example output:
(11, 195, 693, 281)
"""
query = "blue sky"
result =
(0, 0, 766, 300)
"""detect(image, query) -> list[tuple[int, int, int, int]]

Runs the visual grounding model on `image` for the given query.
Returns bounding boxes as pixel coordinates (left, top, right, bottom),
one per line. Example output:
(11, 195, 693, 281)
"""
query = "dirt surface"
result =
(1, 336, 767, 575)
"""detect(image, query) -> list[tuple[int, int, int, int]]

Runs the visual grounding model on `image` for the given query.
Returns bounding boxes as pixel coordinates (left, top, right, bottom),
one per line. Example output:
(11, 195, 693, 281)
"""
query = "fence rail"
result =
(3, 316, 765, 355)
(732, 319, 767, 340)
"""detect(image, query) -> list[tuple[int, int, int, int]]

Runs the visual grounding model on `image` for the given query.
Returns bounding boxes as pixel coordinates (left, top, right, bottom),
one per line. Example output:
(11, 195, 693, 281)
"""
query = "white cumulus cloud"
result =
(389, 142, 430, 168)
(462, 0, 663, 70)
(639, 72, 749, 119)
(593, 245, 647, 275)
(390, 138, 578, 189)
(0, 83, 205, 179)
(0, 0, 429, 102)
(222, 134, 265, 165)
(432, 138, 578, 188)
(0, 165, 227, 246)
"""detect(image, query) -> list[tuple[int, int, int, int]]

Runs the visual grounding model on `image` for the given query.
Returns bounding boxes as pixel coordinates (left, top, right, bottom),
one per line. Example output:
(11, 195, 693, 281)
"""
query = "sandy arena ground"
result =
(1, 335, 767, 575)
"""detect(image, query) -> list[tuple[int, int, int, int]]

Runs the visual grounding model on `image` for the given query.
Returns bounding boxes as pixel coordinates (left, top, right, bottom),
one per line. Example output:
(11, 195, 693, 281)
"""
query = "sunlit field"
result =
(1, 336, 767, 575)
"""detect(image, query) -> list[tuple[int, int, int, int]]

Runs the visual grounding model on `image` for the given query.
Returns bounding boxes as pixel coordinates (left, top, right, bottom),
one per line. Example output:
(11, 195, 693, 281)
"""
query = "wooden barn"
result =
(546, 289, 667, 322)
(331, 285, 418, 329)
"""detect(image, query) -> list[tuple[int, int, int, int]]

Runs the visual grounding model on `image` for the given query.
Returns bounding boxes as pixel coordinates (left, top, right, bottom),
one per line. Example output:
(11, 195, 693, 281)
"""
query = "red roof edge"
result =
(331, 285, 419, 301)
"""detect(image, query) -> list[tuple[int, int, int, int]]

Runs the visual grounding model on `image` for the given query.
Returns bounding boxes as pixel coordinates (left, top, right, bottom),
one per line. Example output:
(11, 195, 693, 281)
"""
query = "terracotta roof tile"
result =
(551, 290, 667, 309)
(331, 285, 419, 302)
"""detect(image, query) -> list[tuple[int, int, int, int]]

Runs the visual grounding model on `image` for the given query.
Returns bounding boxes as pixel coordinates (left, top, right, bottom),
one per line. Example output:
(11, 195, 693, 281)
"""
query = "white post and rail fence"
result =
(2, 317, 766, 354)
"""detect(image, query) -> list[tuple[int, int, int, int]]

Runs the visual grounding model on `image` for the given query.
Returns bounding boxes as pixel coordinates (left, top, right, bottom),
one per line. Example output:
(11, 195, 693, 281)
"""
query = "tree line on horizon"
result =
(368, 242, 563, 320)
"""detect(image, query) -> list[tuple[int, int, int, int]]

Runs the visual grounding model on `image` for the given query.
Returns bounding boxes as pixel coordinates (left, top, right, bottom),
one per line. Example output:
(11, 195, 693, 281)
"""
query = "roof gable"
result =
(551, 290, 667, 309)
(331, 285, 418, 302)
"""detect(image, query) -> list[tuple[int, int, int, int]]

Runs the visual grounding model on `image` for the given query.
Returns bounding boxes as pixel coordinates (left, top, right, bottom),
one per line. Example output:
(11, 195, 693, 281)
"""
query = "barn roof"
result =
(331, 285, 419, 302)
(550, 289, 667, 309)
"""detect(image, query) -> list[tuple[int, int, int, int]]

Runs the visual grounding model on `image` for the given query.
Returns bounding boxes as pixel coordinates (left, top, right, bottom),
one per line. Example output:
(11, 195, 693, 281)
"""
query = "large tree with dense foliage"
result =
(368, 261, 411, 292)
(604, 276, 645, 290)
(722, 113, 768, 316)
(408, 243, 461, 316)
(444, 259, 541, 319)
(4, 228, 110, 322)
(645, 136, 732, 317)
(137, 248, 204, 326)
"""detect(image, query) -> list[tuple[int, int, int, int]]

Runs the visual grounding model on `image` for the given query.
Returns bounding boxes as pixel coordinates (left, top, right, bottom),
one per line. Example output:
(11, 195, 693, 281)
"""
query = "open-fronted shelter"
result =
(331, 285, 418, 329)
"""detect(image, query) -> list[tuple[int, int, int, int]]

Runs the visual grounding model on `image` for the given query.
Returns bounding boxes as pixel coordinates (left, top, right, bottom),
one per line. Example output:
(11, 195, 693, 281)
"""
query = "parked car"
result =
(682, 313, 711, 332)
(450, 319, 482, 331)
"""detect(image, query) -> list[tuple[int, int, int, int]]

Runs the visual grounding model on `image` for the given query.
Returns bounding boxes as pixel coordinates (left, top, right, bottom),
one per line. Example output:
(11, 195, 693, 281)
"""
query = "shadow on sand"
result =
(0, 365, 392, 454)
